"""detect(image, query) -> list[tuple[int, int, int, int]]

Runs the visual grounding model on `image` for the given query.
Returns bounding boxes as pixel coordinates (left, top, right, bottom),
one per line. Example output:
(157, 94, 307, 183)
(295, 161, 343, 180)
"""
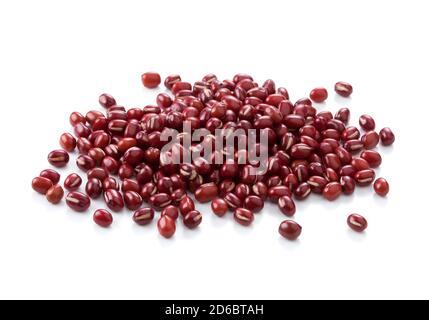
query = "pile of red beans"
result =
(31, 72, 395, 240)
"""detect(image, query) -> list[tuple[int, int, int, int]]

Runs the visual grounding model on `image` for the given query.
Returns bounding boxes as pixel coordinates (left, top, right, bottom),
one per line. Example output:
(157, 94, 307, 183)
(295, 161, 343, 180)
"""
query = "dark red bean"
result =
(64, 173, 82, 191)
(48, 149, 69, 167)
(339, 165, 356, 177)
(359, 114, 376, 131)
(268, 186, 292, 202)
(335, 147, 352, 164)
(279, 220, 302, 240)
(76, 155, 96, 172)
(374, 178, 389, 196)
(290, 143, 312, 159)
(252, 182, 268, 200)
(340, 176, 356, 195)
(325, 167, 339, 182)
(278, 196, 296, 216)
(98, 93, 116, 109)
(70, 111, 86, 127)
(379, 127, 395, 146)
(149, 193, 171, 211)
(335, 108, 350, 123)
(284, 173, 299, 191)
(211, 198, 228, 217)
(103, 189, 124, 212)
(156, 93, 172, 108)
(102, 177, 119, 191)
(335, 81, 353, 97)
(341, 126, 360, 141)
(324, 153, 341, 170)
(124, 191, 143, 210)
(85, 178, 103, 199)
(46, 185, 64, 204)
(233, 208, 254, 226)
(361, 150, 382, 167)
(285, 114, 305, 129)
(88, 148, 105, 166)
(164, 74, 181, 90)
(141, 72, 161, 88)
(102, 156, 119, 174)
(120, 179, 139, 194)
(354, 169, 376, 186)
(323, 182, 342, 201)
(183, 210, 202, 229)
(66, 192, 90, 212)
(157, 215, 176, 238)
(309, 87, 328, 103)
(344, 139, 364, 152)
(133, 208, 155, 225)
(243, 195, 264, 213)
(172, 81, 192, 95)
(140, 182, 157, 201)
(351, 158, 370, 171)
(40, 169, 60, 185)
(118, 163, 134, 181)
(361, 131, 379, 149)
(93, 209, 113, 227)
(307, 175, 328, 193)
(224, 192, 242, 210)
(59, 133, 76, 152)
(32, 176, 53, 194)
(294, 182, 311, 200)
(347, 214, 367, 232)
(161, 205, 179, 221)
(195, 182, 218, 203)
(87, 168, 108, 181)
(171, 188, 186, 205)
(77, 138, 92, 155)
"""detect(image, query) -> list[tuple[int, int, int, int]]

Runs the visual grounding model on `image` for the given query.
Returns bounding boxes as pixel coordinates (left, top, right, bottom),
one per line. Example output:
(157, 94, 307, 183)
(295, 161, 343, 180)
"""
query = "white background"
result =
(0, 0, 428, 300)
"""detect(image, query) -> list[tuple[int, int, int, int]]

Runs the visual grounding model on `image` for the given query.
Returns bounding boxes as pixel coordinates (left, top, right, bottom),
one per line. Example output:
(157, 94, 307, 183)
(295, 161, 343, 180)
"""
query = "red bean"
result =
(351, 158, 370, 171)
(70, 112, 86, 127)
(268, 186, 292, 202)
(59, 133, 76, 152)
(64, 173, 82, 191)
(140, 182, 158, 201)
(93, 209, 113, 227)
(307, 175, 328, 193)
(133, 208, 155, 225)
(278, 196, 296, 216)
(124, 191, 143, 210)
(141, 72, 161, 88)
(294, 183, 311, 200)
(183, 210, 202, 229)
(243, 195, 264, 213)
(103, 189, 124, 212)
(211, 198, 229, 217)
(76, 154, 96, 172)
(48, 150, 69, 167)
(334, 81, 353, 97)
(361, 131, 379, 149)
(323, 182, 342, 201)
(102, 177, 119, 191)
(361, 150, 382, 168)
(66, 192, 90, 212)
(342, 126, 360, 141)
(161, 205, 179, 221)
(374, 178, 389, 196)
(157, 215, 176, 238)
(309, 87, 328, 103)
(344, 139, 364, 152)
(46, 185, 64, 204)
(85, 178, 103, 199)
(224, 192, 242, 210)
(164, 74, 181, 90)
(121, 179, 140, 194)
(347, 214, 367, 232)
(233, 208, 254, 226)
(379, 127, 395, 146)
(195, 182, 218, 203)
(354, 169, 376, 186)
(40, 169, 60, 185)
(359, 114, 376, 131)
(149, 193, 172, 211)
(340, 176, 355, 195)
(32, 177, 53, 194)
(335, 108, 350, 123)
(279, 220, 302, 240)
